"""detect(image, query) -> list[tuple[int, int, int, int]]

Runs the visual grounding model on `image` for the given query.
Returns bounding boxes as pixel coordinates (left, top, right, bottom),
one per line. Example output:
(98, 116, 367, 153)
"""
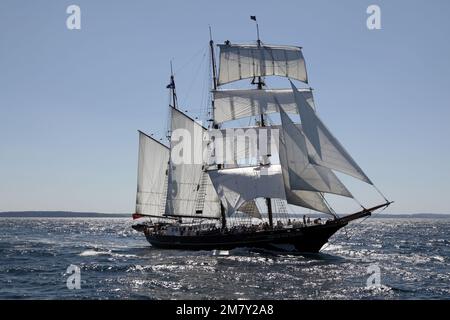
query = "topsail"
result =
(212, 88, 314, 123)
(217, 43, 308, 86)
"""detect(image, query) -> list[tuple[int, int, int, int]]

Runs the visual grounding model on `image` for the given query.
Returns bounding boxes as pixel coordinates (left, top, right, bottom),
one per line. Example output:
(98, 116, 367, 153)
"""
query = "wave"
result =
(432, 255, 445, 262)
(79, 249, 111, 257)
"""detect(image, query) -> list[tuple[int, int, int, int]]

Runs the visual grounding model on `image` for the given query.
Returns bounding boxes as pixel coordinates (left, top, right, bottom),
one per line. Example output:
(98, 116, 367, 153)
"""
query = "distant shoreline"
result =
(0, 211, 449, 219)
(0, 211, 130, 218)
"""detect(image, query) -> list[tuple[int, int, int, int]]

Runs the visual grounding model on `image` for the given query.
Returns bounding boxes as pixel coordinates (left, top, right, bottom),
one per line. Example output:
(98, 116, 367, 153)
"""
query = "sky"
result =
(1, 0, 450, 214)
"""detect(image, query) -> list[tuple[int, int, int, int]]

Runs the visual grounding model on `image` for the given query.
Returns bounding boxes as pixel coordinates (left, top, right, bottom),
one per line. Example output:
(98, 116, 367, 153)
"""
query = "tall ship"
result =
(132, 18, 392, 252)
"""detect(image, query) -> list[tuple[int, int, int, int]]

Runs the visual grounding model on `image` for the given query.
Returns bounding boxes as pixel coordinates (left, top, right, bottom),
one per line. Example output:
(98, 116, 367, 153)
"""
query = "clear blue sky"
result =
(1, 0, 449, 214)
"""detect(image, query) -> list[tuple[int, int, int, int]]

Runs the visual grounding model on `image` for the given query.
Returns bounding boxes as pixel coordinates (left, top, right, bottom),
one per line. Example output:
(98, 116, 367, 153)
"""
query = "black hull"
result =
(144, 221, 347, 253)
(136, 202, 391, 253)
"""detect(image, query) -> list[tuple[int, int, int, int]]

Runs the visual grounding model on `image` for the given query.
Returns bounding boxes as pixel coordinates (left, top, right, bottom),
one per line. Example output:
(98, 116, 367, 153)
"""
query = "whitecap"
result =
(322, 244, 344, 252)
(432, 255, 445, 262)
(79, 249, 111, 256)
(110, 252, 138, 258)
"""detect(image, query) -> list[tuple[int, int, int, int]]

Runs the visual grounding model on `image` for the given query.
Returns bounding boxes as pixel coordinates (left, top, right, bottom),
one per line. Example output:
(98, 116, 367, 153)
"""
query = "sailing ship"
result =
(132, 18, 392, 252)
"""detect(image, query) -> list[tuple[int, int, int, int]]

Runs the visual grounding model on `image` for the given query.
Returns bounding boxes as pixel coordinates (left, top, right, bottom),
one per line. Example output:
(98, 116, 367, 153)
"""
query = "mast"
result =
(251, 16, 265, 93)
(209, 26, 219, 133)
(167, 61, 178, 110)
(209, 28, 226, 229)
(209, 27, 218, 93)
(209, 27, 219, 133)
(251, 15, 273, 228)
(164, 63, 177, 218)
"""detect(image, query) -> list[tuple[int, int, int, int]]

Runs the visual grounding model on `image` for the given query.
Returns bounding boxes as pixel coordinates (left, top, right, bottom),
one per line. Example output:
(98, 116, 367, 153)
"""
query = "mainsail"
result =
(167, 108, 221, 218)
(212, 88, 314, 123)
(290, 81, 373, 184)
(135, 131, 169, 217)
(217, 43, 308, 86)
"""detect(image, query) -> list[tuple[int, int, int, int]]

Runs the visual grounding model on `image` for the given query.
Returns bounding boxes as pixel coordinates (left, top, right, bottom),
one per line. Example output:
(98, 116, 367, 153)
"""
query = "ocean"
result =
(0, 217, 448, 299)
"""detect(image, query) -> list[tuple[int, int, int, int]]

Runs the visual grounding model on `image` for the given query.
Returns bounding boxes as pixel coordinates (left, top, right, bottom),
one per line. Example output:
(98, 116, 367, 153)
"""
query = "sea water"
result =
(0, 217, 448, 299)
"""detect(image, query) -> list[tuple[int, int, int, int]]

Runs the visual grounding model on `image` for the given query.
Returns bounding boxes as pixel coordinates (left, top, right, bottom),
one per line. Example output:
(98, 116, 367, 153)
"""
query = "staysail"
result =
(285, 190, 332, 215)
(136, 131, 170, 216)
(290, 81, 373, 184)
(278, 106, 353, 197)
(217, 43, 308, 86)
(238, 200, 261, 219)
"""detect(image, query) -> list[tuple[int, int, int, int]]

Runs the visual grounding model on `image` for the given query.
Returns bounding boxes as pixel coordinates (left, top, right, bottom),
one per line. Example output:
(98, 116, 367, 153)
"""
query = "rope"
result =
(345, 203, 389, 241)
(320, 194, 339, 219)
(320, 202, 389, 252)
(201, 57, 211, 122)
(373, 184, 390, 203)
(352, 196, 366, 210)
(174, 45, 208, 75)
(181, 49, 208, 106)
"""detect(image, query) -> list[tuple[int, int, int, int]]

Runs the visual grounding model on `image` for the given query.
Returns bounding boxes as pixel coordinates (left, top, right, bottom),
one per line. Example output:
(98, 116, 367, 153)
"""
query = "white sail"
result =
(208, 164, 331, 216)
(217, 43, 308, 86)
(290, 81, 372, 184)
(278, 107, 353, 197)
(202, 174, 222, 217)
(136, 131, 170, 216)
(212, 88, 314, 123)
(238, 200, 261, 219)
(208, 165, 286, 216)
(286, 189, 331, 214)
(208, 127, 278, 166)
(168, 108, 221, 218)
